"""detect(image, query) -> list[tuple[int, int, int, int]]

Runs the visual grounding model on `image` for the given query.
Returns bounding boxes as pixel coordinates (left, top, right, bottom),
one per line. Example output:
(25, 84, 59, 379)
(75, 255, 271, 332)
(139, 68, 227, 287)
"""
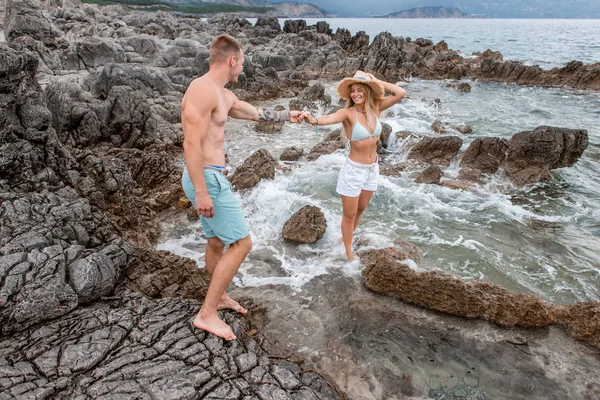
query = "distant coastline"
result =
(378, 6, 477, 19)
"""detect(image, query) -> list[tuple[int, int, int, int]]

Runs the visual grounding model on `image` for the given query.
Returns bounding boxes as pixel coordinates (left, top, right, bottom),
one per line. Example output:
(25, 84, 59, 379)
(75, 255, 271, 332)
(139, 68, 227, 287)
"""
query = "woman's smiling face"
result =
(350, 84, 367, 105)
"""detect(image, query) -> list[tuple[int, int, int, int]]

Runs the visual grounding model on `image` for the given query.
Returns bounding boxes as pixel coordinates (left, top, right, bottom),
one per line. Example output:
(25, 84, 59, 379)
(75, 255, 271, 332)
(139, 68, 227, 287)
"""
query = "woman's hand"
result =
(367, 72, 380, 83)
(300, 111, 315, 124)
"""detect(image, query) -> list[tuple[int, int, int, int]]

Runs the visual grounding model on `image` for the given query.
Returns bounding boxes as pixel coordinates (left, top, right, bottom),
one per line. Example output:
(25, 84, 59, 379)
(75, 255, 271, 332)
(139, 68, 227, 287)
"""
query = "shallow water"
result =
(160, 78, 600, 305)
(157, 77, 600, 398)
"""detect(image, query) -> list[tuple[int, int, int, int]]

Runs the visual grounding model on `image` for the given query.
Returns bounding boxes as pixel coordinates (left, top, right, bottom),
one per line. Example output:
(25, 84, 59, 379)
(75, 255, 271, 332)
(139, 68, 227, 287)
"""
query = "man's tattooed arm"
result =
(257, 107, 291, 123)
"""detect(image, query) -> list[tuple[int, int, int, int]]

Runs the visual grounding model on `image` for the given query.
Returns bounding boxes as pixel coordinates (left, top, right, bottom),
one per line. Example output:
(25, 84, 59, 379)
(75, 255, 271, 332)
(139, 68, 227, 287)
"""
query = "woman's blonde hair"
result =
(345, 83, 377, 132)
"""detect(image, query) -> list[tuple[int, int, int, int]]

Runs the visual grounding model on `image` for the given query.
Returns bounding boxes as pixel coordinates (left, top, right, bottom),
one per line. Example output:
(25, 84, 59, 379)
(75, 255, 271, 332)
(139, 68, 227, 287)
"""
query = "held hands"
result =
(290, 110, 303, 123)
(299, 111, 315, 125)
(196, 193, 214, 218)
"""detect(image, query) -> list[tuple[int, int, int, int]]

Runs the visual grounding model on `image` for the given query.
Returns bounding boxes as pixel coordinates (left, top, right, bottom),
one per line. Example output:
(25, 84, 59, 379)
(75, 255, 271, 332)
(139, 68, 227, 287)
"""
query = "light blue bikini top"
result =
(349, 107, 382, 142)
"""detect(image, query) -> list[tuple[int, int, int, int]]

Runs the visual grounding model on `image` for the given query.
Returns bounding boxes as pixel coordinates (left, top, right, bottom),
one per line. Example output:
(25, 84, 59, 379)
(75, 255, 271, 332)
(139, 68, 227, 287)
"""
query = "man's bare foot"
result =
(338, 236, 344, 244)
(193, 311, 236, 341)
(346, 252, 355, 261)
(218, 295, 247, 314)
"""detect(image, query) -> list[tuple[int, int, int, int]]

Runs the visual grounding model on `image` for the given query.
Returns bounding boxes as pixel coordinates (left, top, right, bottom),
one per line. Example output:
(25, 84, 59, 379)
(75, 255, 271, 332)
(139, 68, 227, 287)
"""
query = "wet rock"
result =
(431, 120, 446, 134)
(361, 249, 555, 328)
(457, 167, 483, 183)
(407, 136, 463, 167)
(379, 163, 405, 177)
(280, 146, 304, 161)
(502, 126, 588, 186)
(378, 122, 393, 149)
(440, 179, 471, 191)
(306, 128, 345, 161)
(415, 165, 443, 184)
(555, 302, 600, 349)
(255, 121, 284, 134)
(289, 83, 331, 111)
(282, 205, 327, 244)
(455, 124, 473, 134)
(390, 239, 423, 264)
(460, 137, 509, 174)
(229, 149, 278, 191)
(457, 82, 472, 92)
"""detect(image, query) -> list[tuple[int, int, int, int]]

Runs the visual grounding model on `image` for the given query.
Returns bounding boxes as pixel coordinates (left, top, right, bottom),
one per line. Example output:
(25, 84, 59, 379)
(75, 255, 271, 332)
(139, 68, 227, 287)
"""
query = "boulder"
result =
(229, 149, 278, 190)
(459, 137, 509, 174)
(407, 136, 463, 166)
(280, 146, 304, 161)
(502, 126, 588, 186)
(282, 205, 327, 243)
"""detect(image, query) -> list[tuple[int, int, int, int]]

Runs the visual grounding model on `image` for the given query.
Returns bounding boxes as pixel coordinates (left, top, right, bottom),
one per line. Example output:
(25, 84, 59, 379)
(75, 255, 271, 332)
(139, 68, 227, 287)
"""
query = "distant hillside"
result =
(384, 6, 472, 18)
(80, 0, 329, 16)
(163, 0, 329, 16)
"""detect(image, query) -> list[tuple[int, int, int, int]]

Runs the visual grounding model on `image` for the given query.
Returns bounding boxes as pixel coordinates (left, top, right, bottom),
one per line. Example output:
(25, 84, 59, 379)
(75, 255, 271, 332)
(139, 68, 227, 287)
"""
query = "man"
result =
(181, 34, 301, 341)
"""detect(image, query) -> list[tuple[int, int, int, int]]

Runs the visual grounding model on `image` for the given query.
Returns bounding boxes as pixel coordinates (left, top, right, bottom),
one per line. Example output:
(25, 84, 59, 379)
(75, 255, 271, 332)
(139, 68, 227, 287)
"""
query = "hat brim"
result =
(336, 78, 385, 101)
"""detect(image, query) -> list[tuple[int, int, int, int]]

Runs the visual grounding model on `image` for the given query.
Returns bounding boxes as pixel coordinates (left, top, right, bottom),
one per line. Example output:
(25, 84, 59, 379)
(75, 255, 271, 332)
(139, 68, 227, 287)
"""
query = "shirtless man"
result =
(181, 34, 301, 341)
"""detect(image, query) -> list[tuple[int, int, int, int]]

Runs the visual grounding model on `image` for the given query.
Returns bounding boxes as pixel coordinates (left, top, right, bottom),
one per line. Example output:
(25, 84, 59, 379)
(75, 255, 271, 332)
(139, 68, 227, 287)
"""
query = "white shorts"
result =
(336, 158, 379, 197)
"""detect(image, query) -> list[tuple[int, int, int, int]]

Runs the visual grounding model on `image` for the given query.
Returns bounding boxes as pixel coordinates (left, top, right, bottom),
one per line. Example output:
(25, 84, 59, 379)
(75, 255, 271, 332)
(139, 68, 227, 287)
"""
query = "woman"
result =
(302, 71, 406, 261)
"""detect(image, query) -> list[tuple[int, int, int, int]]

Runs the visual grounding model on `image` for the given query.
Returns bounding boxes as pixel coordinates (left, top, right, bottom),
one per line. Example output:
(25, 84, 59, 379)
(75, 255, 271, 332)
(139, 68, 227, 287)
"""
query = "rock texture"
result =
(361, 248, 600, 350)
(0, 13, 341, 399)
(282, 205, 327, 243)
(502, 126, 589, 186)
(229, 149, 278, 191)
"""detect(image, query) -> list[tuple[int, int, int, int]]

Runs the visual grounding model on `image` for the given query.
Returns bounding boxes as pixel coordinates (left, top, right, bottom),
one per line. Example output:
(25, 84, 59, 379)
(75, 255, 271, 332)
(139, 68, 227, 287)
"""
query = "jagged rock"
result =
(280, 146, 304, 161)
(361, 249, 555, 328)
(459, 137, 509, 174)
(283, 19, 307, 34)
(415, 165, 443, 184)
(306, 128, 345, 161)
(407, 136, 463, 166)
(4, 0, 63, 44)
(229, 149, 278, 191)
(502, 126, 588, 186)
(282, 206, 327, 244)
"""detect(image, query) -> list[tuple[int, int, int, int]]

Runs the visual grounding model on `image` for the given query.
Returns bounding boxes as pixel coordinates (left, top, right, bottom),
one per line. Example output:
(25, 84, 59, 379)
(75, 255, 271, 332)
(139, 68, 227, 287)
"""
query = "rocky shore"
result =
(1, 0, 599, 398)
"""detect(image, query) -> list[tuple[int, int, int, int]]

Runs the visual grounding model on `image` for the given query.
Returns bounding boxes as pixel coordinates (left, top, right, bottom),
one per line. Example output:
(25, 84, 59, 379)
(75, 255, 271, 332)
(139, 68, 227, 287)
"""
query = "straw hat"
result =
(336, 70, 385, 101)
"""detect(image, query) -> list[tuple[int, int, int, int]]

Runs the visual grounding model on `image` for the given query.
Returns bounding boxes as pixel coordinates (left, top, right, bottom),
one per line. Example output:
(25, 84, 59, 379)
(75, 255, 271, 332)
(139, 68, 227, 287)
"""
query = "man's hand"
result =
(196, 193, 214, 218)
(290, 110, 302, 123)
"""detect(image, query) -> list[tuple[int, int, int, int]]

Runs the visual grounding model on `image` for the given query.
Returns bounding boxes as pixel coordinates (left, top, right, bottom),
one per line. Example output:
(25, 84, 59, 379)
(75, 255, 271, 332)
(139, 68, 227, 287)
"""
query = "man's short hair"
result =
(209, 34, 242, 65)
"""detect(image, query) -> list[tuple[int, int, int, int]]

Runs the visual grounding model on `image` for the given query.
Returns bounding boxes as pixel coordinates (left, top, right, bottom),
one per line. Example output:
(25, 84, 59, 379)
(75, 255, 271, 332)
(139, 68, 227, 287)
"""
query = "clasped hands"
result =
(289, 110, 315, 124)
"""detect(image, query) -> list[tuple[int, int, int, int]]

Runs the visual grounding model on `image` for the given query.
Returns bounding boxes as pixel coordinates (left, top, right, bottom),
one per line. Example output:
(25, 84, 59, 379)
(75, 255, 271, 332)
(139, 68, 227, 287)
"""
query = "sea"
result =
(157, 18, 600, 398)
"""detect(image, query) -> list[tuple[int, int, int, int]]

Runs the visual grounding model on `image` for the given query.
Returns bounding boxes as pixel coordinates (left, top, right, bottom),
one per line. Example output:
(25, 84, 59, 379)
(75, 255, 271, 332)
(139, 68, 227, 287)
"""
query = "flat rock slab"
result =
(0, 290, 340, 399)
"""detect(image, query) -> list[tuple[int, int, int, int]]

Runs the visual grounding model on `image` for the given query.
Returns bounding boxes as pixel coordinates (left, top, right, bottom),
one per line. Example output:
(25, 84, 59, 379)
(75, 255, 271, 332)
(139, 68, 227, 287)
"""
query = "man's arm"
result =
(182, 83, 217, 217)
(228, 91, 300, 122)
